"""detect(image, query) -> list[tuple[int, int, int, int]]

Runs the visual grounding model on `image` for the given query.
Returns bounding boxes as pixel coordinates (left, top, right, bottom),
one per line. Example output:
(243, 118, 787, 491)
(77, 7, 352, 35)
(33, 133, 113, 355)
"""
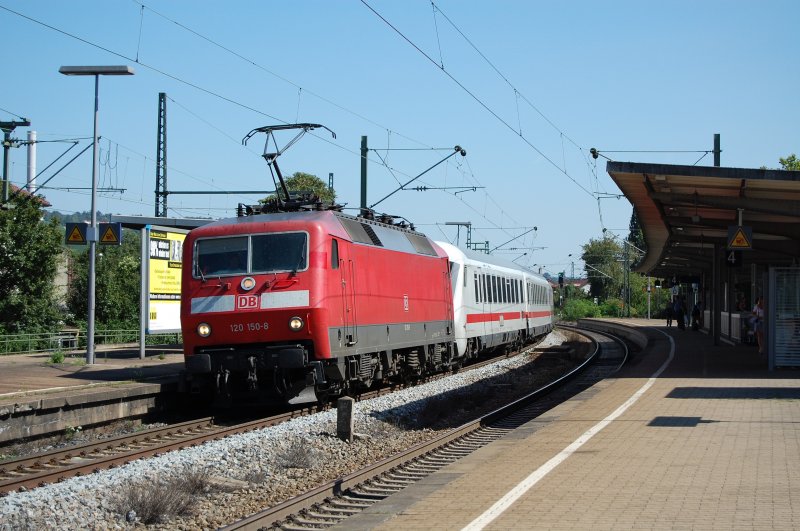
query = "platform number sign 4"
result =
(727, 251, 742, 268)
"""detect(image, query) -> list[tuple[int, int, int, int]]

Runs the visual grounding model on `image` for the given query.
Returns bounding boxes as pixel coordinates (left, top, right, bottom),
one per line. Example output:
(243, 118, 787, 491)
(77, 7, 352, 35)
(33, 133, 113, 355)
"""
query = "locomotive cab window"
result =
(195, 232, 308, 278)
(252, 232, 308, 273)
(195, 236, 248, 277)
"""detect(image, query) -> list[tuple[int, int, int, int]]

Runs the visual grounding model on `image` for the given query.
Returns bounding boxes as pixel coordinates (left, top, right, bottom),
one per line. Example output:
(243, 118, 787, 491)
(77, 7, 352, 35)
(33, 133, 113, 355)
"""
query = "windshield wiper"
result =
(290, 249, 306, 277)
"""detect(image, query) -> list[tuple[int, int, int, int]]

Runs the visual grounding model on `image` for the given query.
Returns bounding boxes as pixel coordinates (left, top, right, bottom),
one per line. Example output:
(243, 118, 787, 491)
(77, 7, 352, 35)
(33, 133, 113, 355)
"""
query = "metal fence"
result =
(0, 330, 182, 355)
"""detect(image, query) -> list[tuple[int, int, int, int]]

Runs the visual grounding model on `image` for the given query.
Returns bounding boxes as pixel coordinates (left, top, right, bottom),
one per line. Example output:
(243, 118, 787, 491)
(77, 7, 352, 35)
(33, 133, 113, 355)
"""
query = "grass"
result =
(112, 467, 218, 525)
(276, 439, 316, 469)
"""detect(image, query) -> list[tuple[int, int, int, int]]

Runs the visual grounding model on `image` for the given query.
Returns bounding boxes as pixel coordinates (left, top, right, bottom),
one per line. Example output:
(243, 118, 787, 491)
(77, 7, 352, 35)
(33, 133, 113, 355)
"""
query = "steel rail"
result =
(0, 410, 314, 495)
(224, 327, 610, 530)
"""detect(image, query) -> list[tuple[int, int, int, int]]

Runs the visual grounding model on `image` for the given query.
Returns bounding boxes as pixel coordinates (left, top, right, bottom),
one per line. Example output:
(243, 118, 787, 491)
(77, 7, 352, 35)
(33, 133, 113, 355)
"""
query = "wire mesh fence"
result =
(0, 330, 182, 356)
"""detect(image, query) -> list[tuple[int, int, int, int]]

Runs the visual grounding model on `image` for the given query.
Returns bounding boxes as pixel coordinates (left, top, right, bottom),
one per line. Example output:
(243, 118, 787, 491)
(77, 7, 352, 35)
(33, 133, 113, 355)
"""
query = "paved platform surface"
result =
(0, 345, 184, 406)
(343, 319, 800, 530)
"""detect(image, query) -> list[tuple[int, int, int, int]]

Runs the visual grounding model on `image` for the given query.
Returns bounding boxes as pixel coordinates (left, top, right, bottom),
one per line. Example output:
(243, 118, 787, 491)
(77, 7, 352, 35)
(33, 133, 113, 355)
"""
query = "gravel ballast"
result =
(0, 331, 570, 530)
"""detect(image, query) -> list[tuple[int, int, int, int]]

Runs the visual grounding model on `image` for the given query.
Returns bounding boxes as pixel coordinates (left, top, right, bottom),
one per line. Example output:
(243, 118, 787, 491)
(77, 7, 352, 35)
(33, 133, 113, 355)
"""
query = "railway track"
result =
(222, 326, 628, 530)
(0, 410, 318, 496)
(0, 336, 560, 497)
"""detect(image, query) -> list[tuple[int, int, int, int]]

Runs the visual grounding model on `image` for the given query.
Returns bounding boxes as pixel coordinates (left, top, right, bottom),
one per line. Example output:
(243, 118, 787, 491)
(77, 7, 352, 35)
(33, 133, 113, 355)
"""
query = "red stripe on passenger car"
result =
(466, 310, 552, 323)
(525, 310, 552, 318)
(466, 312, 521, 324)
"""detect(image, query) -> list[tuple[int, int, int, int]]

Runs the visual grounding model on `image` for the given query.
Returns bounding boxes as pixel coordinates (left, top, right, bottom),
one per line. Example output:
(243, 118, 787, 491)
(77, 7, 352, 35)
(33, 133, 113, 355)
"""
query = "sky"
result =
(2, 1, 798, 277)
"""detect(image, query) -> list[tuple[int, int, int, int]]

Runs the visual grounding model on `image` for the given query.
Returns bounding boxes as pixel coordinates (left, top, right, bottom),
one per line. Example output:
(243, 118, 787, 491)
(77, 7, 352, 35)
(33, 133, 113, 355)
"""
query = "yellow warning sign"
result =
(101, 226, 119, 243)
(728, 226, 753, 251)
(67, 226, 85, 243)
(64, 223, 87, 245)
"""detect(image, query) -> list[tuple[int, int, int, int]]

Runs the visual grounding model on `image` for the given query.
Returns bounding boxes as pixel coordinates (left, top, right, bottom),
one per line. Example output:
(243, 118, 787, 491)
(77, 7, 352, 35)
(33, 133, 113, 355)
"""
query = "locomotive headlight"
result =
(288, 316, 304, 332)
(240, 276, 256, 291)
(196, 322, 212, 338)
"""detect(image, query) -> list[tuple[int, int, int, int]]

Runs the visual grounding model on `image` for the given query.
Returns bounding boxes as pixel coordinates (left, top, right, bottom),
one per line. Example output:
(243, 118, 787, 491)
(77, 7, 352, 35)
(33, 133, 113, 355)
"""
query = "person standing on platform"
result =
(675, 297, 686, 330)
(665, 301, 673, 327)
(752, 296, 765, 354)
(691, 302, 701, 331)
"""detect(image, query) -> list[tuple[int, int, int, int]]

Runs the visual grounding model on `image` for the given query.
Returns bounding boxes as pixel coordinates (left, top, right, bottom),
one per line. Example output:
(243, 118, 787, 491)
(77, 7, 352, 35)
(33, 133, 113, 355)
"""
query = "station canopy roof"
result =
(606, 161, 800, 279)
(109, 215, 212, 231)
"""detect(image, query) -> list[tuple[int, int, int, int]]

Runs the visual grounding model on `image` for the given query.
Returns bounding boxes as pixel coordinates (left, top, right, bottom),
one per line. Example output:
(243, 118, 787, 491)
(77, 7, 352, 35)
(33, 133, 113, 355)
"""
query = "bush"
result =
(276, 440, 316, 469)
(114, 480, 194, 525)
(599, 298, 625, 317)
(112, 468, 214, 524)
(562, 298, 601, 321)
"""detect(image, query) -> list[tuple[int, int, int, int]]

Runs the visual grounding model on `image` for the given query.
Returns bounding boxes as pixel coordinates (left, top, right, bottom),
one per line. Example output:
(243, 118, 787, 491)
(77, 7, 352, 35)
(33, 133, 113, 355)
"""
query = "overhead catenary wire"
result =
(10, 141, 93, 203)
(0, 107, 29, 121)
(3, 2, 559, 238)
(360, 0, 595, 198)
(130, 0, 430, 150)
(0, 4, 472, 213)
(429, 1, 584, 152)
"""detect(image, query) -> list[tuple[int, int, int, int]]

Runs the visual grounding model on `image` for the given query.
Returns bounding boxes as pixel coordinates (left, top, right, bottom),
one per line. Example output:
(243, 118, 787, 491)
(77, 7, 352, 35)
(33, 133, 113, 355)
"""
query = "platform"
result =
(0, 346, 184, 443)
(342, 318, 800, 530)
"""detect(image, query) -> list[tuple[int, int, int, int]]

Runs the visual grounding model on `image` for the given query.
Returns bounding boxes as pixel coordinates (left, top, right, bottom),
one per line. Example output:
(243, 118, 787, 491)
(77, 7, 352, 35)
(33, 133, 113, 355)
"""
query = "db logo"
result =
(236, 295, 259, 310)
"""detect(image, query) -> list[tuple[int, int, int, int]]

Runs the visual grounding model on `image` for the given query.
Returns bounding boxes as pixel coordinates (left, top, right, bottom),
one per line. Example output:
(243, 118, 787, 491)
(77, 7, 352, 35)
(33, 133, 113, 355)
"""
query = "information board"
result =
(146, 228, 186, 333)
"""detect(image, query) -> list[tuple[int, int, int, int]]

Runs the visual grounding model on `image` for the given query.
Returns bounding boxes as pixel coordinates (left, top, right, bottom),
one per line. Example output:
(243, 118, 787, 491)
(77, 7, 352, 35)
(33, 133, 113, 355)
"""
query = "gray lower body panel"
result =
(328, 320, 453, 358)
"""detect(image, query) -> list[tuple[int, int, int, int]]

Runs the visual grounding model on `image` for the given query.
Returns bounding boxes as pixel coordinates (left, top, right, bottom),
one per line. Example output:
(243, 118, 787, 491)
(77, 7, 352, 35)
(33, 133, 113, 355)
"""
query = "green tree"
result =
(581, 237, 623, 300)
(627, 209, 646, 258)
(779, 154, 799, 171)
(68, 229, 141, 328)
(262, 172, 336, 204)
(0, 194, 64, 333)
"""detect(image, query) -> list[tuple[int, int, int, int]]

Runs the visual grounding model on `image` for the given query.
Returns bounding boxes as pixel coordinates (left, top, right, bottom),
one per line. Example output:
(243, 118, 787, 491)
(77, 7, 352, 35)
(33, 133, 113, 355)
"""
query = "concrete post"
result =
(337, 396, 355, 443)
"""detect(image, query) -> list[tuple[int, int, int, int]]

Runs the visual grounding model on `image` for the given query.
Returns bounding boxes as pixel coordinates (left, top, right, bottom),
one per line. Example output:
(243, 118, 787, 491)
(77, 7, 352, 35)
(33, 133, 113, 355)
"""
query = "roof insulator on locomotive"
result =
(236, 203, 257, 217)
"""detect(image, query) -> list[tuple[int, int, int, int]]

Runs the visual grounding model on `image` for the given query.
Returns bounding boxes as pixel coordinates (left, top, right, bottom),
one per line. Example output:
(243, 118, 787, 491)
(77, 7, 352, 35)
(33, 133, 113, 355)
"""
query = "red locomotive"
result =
(180, 209, 456, 404)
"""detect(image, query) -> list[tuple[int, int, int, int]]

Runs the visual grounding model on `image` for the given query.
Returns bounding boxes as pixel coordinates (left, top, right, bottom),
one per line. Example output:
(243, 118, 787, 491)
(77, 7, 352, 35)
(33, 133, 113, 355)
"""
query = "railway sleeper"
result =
(293, 513, 338, 525)
(368, 479, 407, 491)
(345, 488, 389, 500)
(314, 504, 362, 515)
(334, 495, 373, 507)
(281, 523, 323, 531)
(373, 477, 414, 486)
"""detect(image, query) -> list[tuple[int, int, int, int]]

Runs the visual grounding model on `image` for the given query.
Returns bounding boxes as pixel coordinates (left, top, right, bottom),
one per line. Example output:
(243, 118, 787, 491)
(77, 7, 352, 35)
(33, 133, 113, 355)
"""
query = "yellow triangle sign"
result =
(67, 226, 85, 243)
(730, 227, 751, 248)
(101, 226, 119, 243)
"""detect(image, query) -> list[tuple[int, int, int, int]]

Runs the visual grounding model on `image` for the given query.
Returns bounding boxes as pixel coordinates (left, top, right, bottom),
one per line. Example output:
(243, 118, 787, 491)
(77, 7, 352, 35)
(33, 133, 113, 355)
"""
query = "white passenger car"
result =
(436, 241, 554, 359)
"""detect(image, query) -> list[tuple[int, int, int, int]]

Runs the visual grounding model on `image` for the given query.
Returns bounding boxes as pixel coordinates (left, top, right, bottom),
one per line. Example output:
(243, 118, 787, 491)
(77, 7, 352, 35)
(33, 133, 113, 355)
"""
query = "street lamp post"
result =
(59, 65, 134, 364)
